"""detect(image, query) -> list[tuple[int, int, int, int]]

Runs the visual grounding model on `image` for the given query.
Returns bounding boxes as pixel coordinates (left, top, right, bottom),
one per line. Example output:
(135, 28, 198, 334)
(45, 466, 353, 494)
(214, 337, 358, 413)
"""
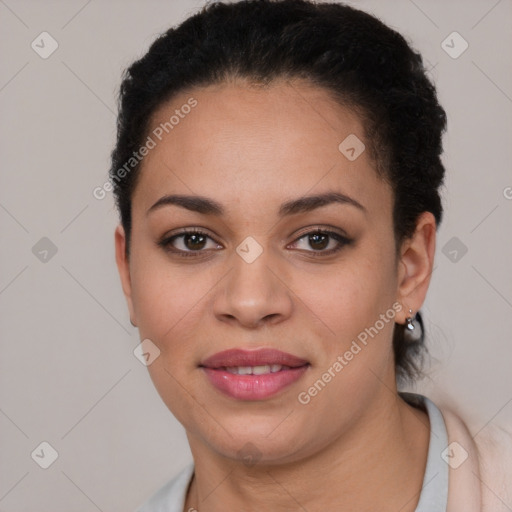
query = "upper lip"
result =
(200, 348, 309, 369)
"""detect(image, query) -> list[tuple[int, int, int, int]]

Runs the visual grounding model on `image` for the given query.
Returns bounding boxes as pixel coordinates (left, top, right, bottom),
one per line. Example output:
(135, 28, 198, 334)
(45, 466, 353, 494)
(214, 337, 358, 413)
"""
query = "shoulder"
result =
(474, 422, 512, 511)
(436, 400, 512, 512)
(135, 463, 194, 512)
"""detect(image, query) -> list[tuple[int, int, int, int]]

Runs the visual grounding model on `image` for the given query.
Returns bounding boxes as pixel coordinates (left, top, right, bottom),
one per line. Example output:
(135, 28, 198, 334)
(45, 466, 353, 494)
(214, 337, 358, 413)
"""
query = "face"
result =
(115, 79, 434, 465)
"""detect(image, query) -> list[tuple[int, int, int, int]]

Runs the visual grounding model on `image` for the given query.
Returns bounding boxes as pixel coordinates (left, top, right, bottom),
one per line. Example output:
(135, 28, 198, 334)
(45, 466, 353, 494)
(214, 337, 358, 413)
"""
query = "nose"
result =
(213, 244, 293, 329)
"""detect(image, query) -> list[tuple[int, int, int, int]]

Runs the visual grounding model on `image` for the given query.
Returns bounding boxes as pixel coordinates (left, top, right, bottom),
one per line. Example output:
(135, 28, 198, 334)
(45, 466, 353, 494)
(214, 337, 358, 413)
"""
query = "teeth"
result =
(252, 365, 271, 375)
(225, 364, 287, 375)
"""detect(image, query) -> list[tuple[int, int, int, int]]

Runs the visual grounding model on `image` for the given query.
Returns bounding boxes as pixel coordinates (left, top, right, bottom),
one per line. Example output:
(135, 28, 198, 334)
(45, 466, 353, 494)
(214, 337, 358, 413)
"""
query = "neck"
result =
(184, 392, 430, 512)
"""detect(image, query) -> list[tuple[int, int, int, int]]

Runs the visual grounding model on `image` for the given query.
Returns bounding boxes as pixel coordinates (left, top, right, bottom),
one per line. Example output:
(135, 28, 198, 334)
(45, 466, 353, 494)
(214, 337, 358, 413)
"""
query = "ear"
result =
(395, 211, 437, 324)
(114, 224, 137, 327)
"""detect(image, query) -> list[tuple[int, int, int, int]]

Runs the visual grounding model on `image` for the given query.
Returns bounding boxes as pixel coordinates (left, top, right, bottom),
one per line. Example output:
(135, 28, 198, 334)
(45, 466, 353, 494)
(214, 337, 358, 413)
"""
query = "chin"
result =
(192, 417, 313, 466)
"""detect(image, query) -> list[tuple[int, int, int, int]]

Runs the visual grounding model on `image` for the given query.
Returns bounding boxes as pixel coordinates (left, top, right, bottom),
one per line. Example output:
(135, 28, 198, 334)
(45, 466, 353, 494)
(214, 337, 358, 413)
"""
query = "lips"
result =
(200, 348, 309, 369)
(199, 348, 310, 401)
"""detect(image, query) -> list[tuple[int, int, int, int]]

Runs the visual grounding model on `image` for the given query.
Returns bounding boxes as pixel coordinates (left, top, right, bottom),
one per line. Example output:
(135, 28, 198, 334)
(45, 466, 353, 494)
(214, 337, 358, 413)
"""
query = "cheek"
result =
(129, 251, 211, 426)
(292, 270, 398, 435)
(293, 237, 399, 403)
(128, 245, 205, 356)
(295, 243, 397, 342)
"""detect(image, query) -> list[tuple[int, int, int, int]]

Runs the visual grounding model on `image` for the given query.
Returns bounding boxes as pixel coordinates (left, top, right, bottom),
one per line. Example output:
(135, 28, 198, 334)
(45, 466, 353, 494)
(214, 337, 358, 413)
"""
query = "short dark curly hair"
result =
(109, 0, 447, 385)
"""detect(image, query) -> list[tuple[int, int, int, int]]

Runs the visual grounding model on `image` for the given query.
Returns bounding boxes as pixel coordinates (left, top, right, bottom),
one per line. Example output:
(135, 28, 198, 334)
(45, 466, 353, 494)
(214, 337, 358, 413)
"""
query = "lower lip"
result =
(202, 366, 309, 400)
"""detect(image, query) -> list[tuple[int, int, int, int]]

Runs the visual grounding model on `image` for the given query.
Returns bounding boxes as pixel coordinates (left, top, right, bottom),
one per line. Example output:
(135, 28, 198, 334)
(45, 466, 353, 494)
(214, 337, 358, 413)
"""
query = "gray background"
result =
(1, 0, 511, 510)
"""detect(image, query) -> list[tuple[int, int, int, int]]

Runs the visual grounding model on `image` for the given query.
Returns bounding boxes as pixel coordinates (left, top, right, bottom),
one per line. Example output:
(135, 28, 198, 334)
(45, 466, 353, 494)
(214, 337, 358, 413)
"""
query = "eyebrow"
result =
(147, 191, 366, 217)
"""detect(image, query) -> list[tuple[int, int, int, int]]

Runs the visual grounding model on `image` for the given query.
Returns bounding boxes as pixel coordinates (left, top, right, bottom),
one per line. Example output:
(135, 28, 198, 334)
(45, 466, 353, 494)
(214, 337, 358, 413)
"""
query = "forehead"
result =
(132, 79, 391, 218)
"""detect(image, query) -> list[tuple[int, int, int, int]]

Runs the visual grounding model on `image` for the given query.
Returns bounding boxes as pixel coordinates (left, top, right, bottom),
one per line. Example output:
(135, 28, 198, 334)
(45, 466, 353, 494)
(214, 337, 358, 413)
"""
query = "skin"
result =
(115, 78, 436, 512)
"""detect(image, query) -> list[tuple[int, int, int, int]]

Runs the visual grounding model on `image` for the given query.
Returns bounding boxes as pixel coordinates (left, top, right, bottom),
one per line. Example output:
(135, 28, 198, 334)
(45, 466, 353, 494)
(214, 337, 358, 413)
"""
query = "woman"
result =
(110, 1, 512, 510)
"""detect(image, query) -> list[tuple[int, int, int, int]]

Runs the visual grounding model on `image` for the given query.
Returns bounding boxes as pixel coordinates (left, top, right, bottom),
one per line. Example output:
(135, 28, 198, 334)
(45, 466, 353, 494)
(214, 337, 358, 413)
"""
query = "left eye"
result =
(290, 230, 350, 253)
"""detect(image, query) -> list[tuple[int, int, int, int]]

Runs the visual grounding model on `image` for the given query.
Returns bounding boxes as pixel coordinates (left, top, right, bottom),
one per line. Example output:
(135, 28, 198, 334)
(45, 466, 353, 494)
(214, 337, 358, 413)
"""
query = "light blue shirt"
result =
(136, 393, 448, 511)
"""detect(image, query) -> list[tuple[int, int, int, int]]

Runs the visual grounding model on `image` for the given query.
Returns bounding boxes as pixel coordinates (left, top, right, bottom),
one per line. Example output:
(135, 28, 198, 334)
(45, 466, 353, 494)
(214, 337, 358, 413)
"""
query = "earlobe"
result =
(396, 211, 437, 324)
(114, 224, 137, 327)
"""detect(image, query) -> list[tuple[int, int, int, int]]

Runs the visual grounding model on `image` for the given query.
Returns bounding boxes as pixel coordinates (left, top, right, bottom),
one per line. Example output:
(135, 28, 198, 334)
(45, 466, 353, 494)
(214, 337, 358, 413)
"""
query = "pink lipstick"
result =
(200, 348, 310, 400)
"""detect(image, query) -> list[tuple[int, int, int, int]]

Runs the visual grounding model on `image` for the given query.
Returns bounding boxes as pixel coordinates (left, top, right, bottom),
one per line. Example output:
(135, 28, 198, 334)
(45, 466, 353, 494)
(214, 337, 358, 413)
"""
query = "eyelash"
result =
(157, 227, 353, 259)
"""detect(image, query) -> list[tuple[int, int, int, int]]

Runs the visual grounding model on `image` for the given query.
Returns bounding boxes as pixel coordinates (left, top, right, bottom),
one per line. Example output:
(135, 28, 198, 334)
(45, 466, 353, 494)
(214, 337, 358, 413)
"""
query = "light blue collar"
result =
(400, 392, 449, 512)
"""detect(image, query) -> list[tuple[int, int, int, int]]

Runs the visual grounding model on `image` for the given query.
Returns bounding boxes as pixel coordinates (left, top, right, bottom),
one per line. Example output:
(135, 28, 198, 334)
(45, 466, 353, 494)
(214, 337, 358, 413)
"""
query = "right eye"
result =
(158, 228, 223, 257)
